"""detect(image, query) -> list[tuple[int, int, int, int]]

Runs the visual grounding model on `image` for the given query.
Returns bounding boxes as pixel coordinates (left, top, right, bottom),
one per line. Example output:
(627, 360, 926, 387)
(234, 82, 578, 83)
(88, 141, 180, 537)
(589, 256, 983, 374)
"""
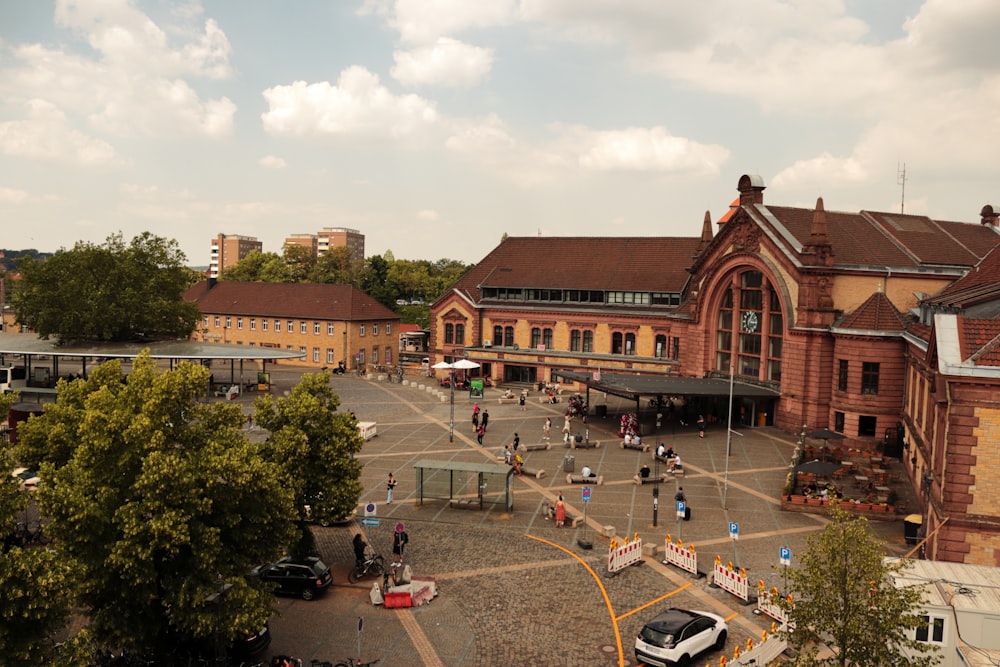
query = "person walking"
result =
(472, 410, 479, 432)
(481, 409, 490, 431)
(386, 472, 397, 504)
(477, 423, 486, 444)
(554, 493, 566, 527)
(697, 414, 706, 438)
(519, 392, 526, 411)
(543, 417, 551, 441)
(512, 432, 520, 452)
(392, 522, 409, 568)
(562, 415, 572, 443)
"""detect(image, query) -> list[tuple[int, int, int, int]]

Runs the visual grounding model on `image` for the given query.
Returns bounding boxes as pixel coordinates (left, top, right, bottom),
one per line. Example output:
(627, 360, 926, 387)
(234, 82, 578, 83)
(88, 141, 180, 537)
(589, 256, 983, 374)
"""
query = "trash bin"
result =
(563, 454, 575, 473)
(596, 404, 607, 418)
(904, 514, 922, 545)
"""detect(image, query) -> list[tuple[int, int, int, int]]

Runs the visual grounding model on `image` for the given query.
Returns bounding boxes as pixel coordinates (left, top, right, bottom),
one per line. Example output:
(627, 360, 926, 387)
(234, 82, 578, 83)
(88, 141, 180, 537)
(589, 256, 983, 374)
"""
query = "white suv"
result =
(634, 608, 727, 666)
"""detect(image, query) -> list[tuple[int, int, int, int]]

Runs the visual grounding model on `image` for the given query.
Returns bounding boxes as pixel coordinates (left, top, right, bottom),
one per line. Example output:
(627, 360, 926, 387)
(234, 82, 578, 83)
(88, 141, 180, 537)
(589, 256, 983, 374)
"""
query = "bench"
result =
(633, 473, 669, 485)
(539, 396, 561, 403)
(522, 442, 551, 452)
(621, 439, 649, 452)
(542, 501, 583, 528)
(668, 465, 685, 478)
(570, 439, 600, 450)
(449, 498, 481, 510)
(518, 465, 546, 479)
(566, 473, 604, 485)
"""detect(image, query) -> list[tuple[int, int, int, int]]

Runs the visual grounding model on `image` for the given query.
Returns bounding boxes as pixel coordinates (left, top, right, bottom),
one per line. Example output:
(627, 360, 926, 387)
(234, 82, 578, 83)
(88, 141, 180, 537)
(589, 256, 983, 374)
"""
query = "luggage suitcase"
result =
(684, 506, 691, 521)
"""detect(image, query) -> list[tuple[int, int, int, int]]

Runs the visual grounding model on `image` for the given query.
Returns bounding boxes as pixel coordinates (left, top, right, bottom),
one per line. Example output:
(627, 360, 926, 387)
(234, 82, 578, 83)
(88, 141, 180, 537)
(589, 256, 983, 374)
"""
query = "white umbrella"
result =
(431, 361, 454, 369)
(452, 359, 481, 370)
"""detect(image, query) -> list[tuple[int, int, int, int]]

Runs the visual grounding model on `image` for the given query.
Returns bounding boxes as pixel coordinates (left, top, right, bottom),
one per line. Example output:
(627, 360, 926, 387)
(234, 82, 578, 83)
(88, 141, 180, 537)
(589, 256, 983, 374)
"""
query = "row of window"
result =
(253, 346, 395, 366)
(837, 360, 880, 395)
(472, 325, 680, 359)
(205, 317, 391, 337)
(481, 287, 681, 306)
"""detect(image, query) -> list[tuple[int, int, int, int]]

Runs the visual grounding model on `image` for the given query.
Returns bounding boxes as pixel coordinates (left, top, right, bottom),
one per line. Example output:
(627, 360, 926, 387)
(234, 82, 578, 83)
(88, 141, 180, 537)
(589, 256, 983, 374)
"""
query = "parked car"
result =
(10, 467, 40, 491)
(634, 608, 727, 667)
(251, 556, 332, 600)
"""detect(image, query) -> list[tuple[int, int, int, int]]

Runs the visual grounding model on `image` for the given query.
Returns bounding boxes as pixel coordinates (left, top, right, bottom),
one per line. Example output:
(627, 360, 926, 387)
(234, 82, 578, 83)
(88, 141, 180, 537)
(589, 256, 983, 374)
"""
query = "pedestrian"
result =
(504, 444, 513, 465)
(554, 493, 566, 527)
(674, 486, 686, 503)
(562, 415, 572, 443)
(513, 453, 523, 475)
(386, 472, 397, 504)
(246, 413, 254, 432)
(352, 533, 367, 567)
(477, 423, 486, 444)
(697, 414, 706, 438)
(543, 417, 551, 441)
(472, 410, 479, 431)
(473, 402, 480, 418)
(392, 522, 409, 567)
(512, 432, 520, 452)
(481, 409, 489, 431)
(519, 392, 526, 411)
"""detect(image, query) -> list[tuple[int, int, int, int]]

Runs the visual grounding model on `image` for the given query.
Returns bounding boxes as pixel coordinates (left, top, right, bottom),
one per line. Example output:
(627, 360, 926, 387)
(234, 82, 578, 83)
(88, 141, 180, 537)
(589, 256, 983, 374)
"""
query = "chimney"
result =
(208, 277, 217, 290)
(737, 174, 765, 207)
(981, 204, 998, 226)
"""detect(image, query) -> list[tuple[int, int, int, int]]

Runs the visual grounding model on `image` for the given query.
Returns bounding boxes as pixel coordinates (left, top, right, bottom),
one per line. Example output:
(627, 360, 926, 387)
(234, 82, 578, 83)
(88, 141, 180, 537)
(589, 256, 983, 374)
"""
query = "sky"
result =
(1, 0, 999, 267)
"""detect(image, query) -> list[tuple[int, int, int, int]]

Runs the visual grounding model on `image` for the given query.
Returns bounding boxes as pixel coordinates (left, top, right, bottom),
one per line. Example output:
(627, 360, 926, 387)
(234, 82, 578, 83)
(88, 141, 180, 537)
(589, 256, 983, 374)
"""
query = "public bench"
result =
(633, 472, 669, 485)
(621, 439, 649, 452)
(518, 465, 546, 479)
(565, 437, 601, 449)
(542, 500, 583, 528)
(566, 473, 604, 485)
(522, 442, 551, 452)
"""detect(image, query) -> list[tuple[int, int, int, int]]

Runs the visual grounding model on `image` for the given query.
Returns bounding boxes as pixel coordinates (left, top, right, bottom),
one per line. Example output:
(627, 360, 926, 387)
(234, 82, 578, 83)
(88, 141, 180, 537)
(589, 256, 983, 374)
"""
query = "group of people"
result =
(654, 442, 682, 472)
(472, 403, 489, 443)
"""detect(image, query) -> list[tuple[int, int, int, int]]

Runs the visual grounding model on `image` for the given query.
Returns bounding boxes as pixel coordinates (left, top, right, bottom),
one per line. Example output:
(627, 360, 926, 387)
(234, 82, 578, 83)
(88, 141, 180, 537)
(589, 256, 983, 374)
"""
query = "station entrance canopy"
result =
(551, 369, 780, 403)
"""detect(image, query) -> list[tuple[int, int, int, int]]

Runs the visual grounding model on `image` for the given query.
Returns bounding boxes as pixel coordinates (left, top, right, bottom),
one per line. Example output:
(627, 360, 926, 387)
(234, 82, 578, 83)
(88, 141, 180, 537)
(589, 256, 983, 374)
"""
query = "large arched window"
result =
(715, 269, 783, 382)
(655, 334, 667, 358)
(455, 323, 465, 345)
(504, 326, 515, 346)
(493, 325, 503, 345)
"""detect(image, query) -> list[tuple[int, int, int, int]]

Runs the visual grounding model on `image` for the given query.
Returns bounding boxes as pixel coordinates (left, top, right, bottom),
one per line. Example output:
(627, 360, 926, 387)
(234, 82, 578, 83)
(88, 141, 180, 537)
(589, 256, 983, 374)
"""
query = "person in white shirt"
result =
(669, 453, 681, 473)
(581, 465, 593, 478)
(656, 443, 666, 458)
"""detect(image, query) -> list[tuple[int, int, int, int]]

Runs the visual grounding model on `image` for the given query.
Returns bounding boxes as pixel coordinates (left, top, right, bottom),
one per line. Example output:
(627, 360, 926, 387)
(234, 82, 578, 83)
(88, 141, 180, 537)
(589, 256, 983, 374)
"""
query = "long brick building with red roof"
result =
(429, 175, 1000, 565)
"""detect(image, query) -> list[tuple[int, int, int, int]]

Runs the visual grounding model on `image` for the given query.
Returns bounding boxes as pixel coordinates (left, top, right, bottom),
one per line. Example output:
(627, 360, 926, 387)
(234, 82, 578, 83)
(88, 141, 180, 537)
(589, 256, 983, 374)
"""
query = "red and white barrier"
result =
(712, 556, 750, 602)
(661, 534, 698, 575)
(755, 581, 792, 624)
(608, 533, 643, 573)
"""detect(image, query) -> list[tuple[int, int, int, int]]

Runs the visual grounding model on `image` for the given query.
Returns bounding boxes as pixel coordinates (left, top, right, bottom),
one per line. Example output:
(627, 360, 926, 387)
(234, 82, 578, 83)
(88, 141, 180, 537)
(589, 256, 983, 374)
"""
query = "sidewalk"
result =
(260, 373, 914, 666)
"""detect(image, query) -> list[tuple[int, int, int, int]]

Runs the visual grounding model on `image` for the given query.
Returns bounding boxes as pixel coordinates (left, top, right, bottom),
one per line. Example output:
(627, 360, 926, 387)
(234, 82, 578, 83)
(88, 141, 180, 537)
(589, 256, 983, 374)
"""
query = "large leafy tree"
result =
(219, 249, 291, 282)
(11, 232, 200, 344)
(309, 246, 361, 285)
(13, 352, 297, 656)
(253, 370, 364, 555)
(782, 506, 939, 666)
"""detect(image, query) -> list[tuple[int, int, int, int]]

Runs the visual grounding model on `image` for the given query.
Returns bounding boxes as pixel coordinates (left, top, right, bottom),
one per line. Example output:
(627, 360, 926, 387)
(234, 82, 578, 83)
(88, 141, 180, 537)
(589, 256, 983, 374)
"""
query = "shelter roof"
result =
(553, 369, 779, 402)
(0, 333, 303, 361)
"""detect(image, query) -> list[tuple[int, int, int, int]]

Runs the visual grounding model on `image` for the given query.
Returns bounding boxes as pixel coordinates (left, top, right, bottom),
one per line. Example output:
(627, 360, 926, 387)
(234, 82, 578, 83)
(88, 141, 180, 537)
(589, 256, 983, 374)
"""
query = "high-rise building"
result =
(284, 234, 319, 256)
(209, 234, 262, 278)
(317, 227, 365, 264)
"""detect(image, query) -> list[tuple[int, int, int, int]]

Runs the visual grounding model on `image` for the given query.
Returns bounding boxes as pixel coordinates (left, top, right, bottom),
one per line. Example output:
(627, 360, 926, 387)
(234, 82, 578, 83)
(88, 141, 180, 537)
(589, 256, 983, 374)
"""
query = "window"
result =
(274, 319, 280, 331)
(715, 270, 783, 382)
(214, 316, 220, 328)
(671, 337, 680, 361)
(373, 324, 379, 336)
(612, 332, 623, 354)
(531, 328, 541, 348)
(445, 323, 454, 344)
(327, 323, 334, 335)
(624, 332, 635, 355)
(237, 318, 244, 330)
(372, 348, 378, 364)
(386, 323, 391, 335)
(915, 615, 945, 644)
(286, 320, 293, 333)
(384, 347, 392, 364)
(327, 348, 335, 363)
(862, 362, 879, 395)
(504, 326, 515, 347)
(203, 316, 209, 328)
(360, 324, 366, 336)
(300, 321, 307, 334)
(314, 322, 320, 335)
(225, 317, 232, 329)
(299, 346, 306, 356)
(358, 350, 365, 366)
(858, 415, 877, 437)
(262, 319, 268, 332)
(583, 331, 593, 352)
(655, 335, 667, 358)
(834, 412, 845, 432)
(250, 318, 256, 331)
(494, 325, 503, 346)
(313, 347, 320, 363)
(543, 328, 553, 349)
(838, 360, 848, 392)
(570, 330, 581, 352)
(455, 323, 464, 345)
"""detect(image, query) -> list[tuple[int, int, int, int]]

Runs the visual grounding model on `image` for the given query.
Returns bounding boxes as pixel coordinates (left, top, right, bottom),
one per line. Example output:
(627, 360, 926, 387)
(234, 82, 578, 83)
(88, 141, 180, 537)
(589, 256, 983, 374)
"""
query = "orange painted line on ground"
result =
(615, 581, 692, 622)
(526, 533, 626, 667)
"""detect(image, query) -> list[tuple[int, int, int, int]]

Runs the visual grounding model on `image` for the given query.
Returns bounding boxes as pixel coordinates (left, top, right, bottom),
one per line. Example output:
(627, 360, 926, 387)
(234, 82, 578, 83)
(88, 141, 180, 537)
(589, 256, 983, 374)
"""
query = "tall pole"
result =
(723, 363, 735, 508)
(449, 365, 455, 443)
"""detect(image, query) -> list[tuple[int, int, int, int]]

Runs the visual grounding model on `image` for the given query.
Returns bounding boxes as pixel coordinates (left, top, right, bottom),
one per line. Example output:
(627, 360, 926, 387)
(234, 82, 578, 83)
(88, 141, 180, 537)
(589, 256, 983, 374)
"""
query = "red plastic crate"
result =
(383, 592, 412, 609)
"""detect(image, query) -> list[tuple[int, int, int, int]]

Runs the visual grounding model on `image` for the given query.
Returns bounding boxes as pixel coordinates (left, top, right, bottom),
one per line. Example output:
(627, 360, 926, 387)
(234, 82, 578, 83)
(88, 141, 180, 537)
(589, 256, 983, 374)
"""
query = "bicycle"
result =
(348, 548, 385, 583)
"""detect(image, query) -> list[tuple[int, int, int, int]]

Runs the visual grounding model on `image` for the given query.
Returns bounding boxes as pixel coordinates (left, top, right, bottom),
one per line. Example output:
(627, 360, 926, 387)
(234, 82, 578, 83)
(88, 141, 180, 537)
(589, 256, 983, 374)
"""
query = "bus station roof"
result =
(0, 333, 305, 362)
(552, 369, 780, 402)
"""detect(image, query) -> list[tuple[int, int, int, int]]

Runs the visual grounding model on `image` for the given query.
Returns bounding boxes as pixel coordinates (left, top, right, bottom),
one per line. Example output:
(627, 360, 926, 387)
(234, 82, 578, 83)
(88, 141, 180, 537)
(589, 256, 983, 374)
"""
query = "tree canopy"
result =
(781, 506, 939, 666)
(11, 232, 200, 344)
(253, 370, 364, 555)
(13, 352, 297, 657)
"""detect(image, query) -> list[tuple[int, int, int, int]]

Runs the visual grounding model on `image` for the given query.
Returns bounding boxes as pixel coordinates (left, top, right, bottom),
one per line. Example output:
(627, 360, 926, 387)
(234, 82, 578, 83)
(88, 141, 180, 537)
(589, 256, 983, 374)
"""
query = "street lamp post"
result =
(449, 367, 456, 443)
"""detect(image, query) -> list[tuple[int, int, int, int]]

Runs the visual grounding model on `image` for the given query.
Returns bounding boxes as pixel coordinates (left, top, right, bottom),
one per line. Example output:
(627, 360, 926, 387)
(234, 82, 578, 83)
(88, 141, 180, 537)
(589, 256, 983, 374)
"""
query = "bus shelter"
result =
(413, 460, 514, 511)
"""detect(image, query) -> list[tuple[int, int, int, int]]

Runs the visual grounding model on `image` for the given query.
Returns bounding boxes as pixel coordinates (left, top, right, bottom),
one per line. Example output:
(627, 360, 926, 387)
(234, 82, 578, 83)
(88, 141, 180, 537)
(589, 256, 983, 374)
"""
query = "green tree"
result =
(14, 352, 297, 656)
(12, 232, 200, 344)
(359, 254, 392, 306)
(282, 244, 316, 283)
(253, 370, 364, 555)
(219, 249, 290, 282)
(309, 246, 361, 285)
(781, 506, 939, 666)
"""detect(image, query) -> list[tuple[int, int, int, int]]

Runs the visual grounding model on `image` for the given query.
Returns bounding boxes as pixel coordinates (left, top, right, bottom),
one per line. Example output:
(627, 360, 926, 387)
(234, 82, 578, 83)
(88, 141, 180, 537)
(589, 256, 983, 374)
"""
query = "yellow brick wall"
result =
(969, 407, 1000, 515)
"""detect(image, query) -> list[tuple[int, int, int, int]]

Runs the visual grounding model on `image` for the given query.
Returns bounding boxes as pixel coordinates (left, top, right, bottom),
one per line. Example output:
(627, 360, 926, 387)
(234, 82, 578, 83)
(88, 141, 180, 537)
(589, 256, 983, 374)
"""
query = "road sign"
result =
(729, 522, 739, 540)
(582, 487, 592, 503)
(365, 503, 377, 517)
(676, 501, 686, 518)
(779, 546, 791, 566)
(360, 517, 379, 527)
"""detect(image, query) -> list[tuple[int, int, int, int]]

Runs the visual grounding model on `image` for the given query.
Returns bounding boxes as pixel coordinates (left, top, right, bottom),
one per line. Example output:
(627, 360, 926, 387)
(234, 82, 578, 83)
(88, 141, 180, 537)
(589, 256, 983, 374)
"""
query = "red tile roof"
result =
(837, 292, 909, 333)
(184, 281, 399, 322)
(957, 316, 1000, 367)
(931, 244, 1000, 308)
(450, 236, 703, 303)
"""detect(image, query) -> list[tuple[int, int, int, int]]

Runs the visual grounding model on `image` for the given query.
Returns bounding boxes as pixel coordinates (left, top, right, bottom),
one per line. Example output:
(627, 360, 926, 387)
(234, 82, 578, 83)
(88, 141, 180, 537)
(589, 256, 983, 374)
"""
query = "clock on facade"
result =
(741, 311, 759, 333)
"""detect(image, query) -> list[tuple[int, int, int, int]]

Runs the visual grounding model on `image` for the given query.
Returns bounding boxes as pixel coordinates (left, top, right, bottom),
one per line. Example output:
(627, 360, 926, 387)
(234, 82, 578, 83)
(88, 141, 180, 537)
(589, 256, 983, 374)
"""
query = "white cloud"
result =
(0, 187, 29, 204)
(387, 0, 517, 45)
(392, 38, 493, 87)
(0, 99, 122, 166)
(261, 66, 440, 139)
(258, 155, 288, 169)
(571, 126, 729, 175)
(416, 209, 439, 220)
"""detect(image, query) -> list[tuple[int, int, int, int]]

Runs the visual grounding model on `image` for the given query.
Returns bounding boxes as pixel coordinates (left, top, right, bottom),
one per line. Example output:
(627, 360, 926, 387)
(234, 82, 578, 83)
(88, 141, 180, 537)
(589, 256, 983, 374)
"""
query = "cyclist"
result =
(352, 533, 367, 568)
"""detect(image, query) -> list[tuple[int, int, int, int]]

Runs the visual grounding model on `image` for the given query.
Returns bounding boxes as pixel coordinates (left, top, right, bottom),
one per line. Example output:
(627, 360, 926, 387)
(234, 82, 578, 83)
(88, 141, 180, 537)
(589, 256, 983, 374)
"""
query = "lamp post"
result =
(433, 359, 480, 444)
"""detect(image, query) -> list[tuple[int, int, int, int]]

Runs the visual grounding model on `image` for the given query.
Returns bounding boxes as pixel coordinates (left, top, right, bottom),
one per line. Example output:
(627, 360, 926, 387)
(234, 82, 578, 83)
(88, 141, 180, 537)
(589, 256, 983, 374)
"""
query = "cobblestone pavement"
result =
(250, 369, 916, 667)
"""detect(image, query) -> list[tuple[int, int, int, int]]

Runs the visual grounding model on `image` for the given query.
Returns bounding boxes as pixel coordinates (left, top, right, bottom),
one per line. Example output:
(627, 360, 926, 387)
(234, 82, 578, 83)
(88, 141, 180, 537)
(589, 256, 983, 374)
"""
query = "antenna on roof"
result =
(537, 228, 541, 237)
(897, 163, 907, 214)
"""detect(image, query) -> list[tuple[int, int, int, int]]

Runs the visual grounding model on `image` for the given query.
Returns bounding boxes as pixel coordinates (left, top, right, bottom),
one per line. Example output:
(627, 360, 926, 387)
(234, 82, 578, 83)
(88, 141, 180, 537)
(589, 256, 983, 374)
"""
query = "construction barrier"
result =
(712, 556, 751, 602)
(608, 533, 643, 573)
(755, 580, 792, 624)
(662, 534, 698, 575)
(718, 622, 791, 666)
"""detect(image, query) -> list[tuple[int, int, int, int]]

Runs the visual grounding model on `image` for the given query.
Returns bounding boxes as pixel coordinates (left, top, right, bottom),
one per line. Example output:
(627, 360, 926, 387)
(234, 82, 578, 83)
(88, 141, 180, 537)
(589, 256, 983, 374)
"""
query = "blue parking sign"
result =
(675, 501, 686, 518)
(779, 546, 791, 566)
(729, 522, 739, 540)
